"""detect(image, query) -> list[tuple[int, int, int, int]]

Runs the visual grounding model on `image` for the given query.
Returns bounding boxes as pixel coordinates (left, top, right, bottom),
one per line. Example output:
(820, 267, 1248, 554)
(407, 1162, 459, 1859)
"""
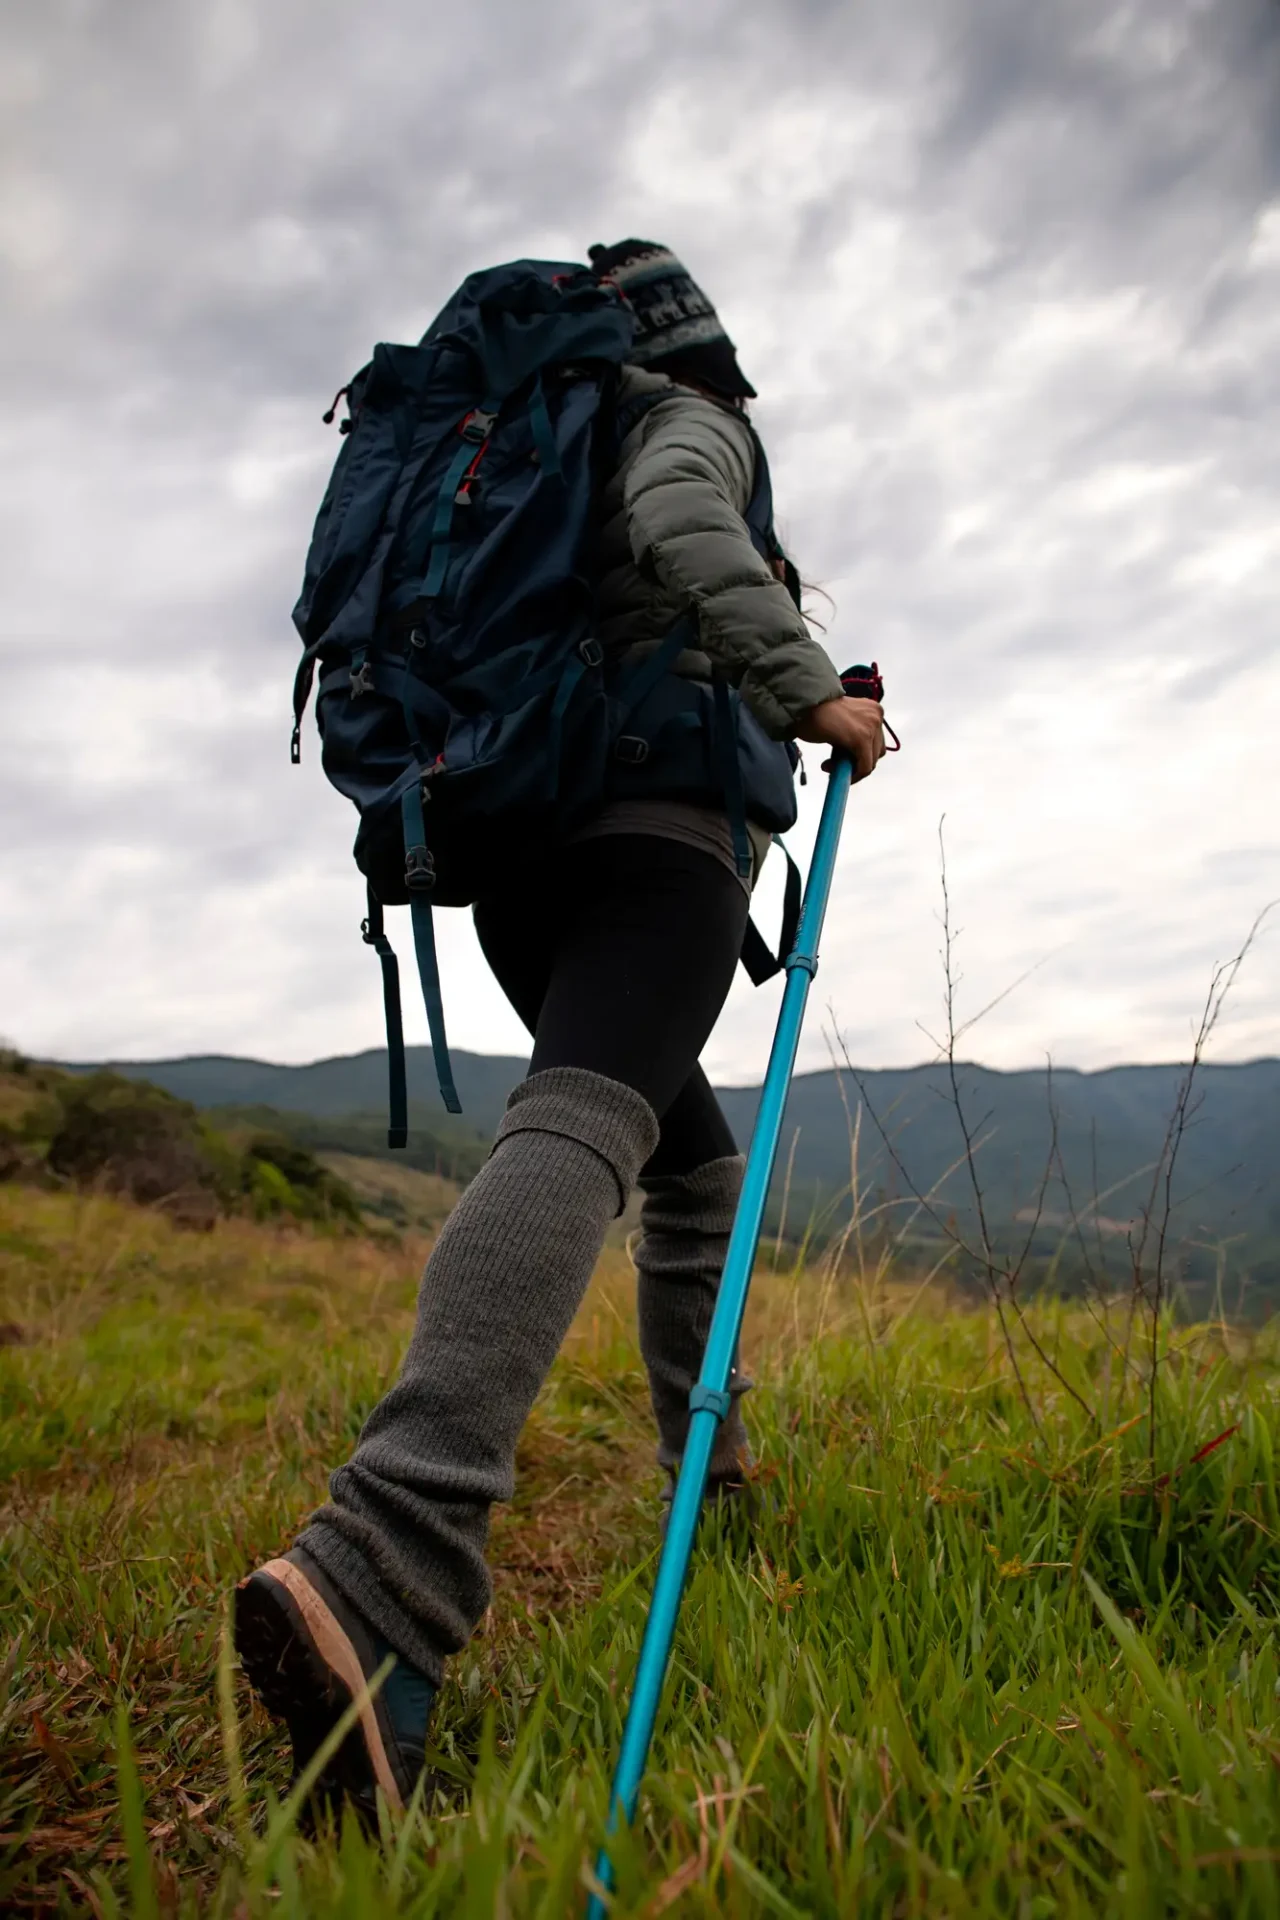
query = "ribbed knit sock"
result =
(635, 1154, 752, 1483)
(297, 1067, 659, 1682)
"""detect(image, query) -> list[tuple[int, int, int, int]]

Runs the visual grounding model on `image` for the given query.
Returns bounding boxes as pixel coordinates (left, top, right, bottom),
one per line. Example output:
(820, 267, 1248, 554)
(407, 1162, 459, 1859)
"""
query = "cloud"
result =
(2, 0, 1278, 1079)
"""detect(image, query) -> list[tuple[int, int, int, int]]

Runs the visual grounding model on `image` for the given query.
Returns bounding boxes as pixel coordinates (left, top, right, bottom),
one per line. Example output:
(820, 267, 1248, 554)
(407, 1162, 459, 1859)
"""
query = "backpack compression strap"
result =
(711, 677, 753, 881)
(401, 782, 461, 1116)
(362, 887, 410, 1149)
(359, 794, 462, 1151)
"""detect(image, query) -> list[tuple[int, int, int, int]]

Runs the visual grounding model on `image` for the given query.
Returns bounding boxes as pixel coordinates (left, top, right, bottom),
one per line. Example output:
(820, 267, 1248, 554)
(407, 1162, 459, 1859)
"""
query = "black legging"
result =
(473, 834, 746, 1178)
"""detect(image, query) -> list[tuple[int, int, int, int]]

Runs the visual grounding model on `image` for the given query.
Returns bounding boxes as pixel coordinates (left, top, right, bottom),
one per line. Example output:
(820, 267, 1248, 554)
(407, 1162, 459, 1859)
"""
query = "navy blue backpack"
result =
(291, 259, 800, 1144)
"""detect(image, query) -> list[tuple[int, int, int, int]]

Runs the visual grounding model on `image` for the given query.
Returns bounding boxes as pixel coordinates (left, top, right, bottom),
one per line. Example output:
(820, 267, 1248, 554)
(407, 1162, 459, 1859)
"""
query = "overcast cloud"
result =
(2, 0, 1277, 1084)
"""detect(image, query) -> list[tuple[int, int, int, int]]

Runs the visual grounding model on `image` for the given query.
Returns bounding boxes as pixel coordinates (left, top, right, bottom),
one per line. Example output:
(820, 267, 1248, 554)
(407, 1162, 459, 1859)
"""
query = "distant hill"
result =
(719, 1059, 1280, 1285)
(63, 1048, 1280, 1289)
(60, 1049, 515, 1180)
(73, 1048, 524, 1128)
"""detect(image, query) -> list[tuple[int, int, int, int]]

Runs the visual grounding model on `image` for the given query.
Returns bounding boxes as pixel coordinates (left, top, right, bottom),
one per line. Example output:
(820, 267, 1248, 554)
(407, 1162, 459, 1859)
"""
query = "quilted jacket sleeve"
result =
(622, 392, 845, 739)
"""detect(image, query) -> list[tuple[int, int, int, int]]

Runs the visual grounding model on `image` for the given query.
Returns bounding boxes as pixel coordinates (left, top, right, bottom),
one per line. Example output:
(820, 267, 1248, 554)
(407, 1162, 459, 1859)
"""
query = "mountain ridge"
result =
(58, 1048, 1280, 1287)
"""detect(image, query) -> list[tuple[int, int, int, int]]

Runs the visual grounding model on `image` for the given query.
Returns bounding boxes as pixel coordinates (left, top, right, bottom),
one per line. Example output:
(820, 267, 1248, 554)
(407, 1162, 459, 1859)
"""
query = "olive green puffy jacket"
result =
(595, 366, 845, 740)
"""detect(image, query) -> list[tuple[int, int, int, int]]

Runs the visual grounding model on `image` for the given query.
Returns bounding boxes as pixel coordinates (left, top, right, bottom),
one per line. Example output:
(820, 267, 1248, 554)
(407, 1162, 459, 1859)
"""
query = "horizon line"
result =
(37, 1043, 1280, 1088)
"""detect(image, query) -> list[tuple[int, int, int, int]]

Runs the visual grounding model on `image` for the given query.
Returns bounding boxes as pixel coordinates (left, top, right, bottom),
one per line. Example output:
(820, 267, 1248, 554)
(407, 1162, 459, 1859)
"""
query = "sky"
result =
(2, 0, 1277, 1086)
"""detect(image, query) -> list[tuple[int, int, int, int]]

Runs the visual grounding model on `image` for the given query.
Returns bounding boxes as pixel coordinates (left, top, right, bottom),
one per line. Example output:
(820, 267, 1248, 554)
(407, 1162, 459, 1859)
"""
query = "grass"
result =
(313, 1153, 464, 1234)
(2, 1181, 1280, 1916)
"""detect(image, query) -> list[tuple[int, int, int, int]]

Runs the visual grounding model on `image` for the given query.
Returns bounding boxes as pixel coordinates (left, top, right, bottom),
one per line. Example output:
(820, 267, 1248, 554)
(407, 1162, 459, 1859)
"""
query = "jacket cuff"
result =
(739, 645, 846, 740)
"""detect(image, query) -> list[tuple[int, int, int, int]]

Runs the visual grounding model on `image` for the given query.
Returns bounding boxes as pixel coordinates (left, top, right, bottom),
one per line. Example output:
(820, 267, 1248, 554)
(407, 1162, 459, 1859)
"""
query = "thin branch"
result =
(772, 1125, 801, 1269)
(1050, 1128, 1145, 1386)
(998, 1061, 1098, 1424)
(1140, 902, 1276, 1480)
(934, 820, 1041, 1432)
(951, 946, 1070, 1051)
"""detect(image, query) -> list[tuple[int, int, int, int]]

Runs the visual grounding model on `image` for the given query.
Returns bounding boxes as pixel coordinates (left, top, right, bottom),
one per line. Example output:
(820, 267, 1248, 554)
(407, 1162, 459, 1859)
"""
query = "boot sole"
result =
(233, 1555, 405, 1817)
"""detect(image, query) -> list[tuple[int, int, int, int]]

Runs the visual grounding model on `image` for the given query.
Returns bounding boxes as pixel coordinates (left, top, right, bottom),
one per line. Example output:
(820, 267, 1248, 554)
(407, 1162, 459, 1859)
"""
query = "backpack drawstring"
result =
(322, 384, 352, 425)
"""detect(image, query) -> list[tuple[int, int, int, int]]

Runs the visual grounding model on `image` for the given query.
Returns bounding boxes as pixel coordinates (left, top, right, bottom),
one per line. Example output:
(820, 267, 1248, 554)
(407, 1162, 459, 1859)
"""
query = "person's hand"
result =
(794, 696, 886, 779)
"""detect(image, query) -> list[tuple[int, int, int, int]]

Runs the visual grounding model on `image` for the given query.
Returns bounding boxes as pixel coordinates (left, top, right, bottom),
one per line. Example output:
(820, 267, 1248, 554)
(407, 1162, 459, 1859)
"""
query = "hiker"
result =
(234, 241, 886, 1817)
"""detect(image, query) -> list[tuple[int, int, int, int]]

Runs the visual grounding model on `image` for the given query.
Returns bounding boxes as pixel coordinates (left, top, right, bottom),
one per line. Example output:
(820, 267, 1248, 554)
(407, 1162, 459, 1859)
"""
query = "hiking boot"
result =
(234, 1545, 435, 1823)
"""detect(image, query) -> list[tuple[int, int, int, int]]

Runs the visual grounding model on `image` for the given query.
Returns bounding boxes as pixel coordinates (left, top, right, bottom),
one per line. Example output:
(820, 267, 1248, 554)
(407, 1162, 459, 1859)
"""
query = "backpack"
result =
(291, 258, 801, 1145)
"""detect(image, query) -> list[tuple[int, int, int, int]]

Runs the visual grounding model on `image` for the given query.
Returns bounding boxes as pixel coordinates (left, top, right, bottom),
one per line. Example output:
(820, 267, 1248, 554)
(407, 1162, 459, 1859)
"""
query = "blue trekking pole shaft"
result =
(588, 749, 856, 1918)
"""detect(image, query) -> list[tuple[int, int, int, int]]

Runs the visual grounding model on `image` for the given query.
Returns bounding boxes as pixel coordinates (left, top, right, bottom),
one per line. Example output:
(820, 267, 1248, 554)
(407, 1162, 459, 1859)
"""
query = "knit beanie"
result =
(587, 239, 757, 402)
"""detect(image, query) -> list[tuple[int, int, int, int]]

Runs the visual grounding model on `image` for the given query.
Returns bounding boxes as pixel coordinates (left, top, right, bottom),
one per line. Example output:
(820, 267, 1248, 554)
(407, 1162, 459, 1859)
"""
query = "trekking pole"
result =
(588, 669, 883, 1916)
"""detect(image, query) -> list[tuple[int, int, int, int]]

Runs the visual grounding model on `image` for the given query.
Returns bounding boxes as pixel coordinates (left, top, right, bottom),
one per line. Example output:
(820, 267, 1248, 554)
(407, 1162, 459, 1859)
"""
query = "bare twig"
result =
(772, 1126, 801, 1270)
(997, 1062, 1098, 1425)
(933, 821, 1043, 1431)
(1134, 902, 1277, 1483)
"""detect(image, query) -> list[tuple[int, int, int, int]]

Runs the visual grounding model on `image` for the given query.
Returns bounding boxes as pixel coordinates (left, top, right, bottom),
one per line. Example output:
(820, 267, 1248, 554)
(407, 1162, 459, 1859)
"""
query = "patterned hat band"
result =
(587, 239, 756, 398)
(627, 309, 730, 364)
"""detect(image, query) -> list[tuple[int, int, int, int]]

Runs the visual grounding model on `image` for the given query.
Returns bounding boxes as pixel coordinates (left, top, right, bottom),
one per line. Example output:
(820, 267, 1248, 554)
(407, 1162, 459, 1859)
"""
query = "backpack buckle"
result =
(614, 735, 649, 765)
(579, 638, 603, 667)
(462, 409, 496, 441)
(405, 844, 436, 892)
(350, 659, 374, 698)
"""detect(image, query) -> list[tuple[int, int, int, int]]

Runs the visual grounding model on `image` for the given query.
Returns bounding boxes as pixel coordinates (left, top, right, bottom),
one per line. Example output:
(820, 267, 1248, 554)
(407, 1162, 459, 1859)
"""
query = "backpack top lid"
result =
(418, 259, 637, 400)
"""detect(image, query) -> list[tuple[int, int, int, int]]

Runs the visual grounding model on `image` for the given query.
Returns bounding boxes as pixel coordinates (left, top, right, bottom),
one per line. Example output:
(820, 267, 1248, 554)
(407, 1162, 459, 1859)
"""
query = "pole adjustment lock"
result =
(785, 952, 819, 978)
(688, 1384, 732, 1422)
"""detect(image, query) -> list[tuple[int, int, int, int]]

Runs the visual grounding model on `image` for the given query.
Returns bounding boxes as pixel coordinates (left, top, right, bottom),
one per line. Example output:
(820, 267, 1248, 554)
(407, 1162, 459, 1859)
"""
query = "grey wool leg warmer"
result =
(635, 1154, 753, 1484)
(297, 1067, 658, 1682)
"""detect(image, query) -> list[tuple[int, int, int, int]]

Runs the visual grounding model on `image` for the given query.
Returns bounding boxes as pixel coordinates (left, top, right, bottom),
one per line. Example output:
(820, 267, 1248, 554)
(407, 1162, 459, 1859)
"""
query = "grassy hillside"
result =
(204, 1102, 491, 1185)
(67, 1049, 1280, 1286)
(3, 1183, 1280, 1915)
(313, 1152, 462, 1233)
(64, 1051, 509, 1173)
(0, 1054, 365, 1232)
